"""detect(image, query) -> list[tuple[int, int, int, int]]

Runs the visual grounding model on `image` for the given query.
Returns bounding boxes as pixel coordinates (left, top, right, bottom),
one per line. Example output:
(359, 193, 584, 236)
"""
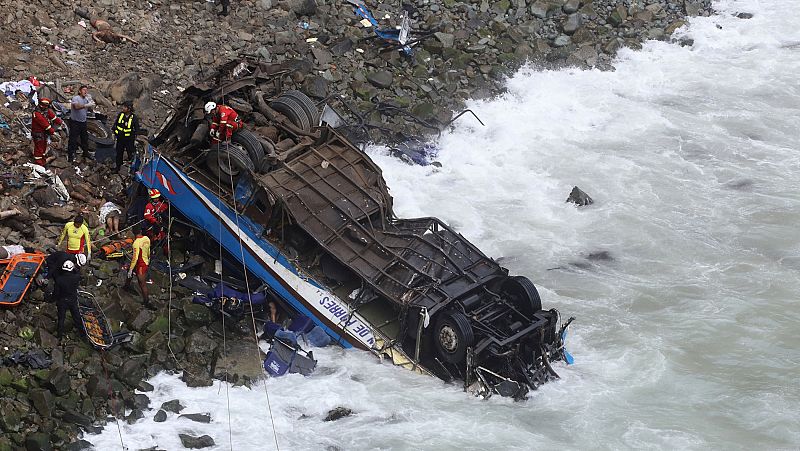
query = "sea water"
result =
(92, 0, 800, 449)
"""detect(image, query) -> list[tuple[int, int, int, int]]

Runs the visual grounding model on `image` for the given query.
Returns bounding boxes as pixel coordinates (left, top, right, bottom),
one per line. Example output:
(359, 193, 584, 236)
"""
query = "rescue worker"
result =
(57, 215, 92, 260)
(113, 101, 140, 173)
(205, 102, 242, 144)
(143, 188, 168, 243)
(53, 259, 83, 340)
(124, 225, 152, 308)
(31, 98, 64, 166)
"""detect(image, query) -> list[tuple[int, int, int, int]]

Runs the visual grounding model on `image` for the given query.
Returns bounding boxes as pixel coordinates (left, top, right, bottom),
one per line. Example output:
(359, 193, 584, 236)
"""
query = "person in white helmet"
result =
(205, 101, 242, 144)
(53, 259, 83, 340)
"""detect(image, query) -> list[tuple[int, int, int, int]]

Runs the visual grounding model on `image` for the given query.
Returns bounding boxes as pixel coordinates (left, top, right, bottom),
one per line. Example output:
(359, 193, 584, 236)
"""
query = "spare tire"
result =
(86, 119, 115, 151)
(500, 276, 542, 319)
(232, 129, 264, 172)
(269, 96, 312, 132)
(280, 90, 319, 127)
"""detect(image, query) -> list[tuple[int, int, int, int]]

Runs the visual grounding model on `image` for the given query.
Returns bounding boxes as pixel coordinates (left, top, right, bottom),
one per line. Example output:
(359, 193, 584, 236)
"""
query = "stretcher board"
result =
(78, 291, 132, 350)
(0, 253, 45, 306)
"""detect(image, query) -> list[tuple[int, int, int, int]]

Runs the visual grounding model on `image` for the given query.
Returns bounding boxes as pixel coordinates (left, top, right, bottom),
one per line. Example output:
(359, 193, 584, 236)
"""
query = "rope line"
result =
(216, 143, 235, 451)
(223, 149, 281, 451)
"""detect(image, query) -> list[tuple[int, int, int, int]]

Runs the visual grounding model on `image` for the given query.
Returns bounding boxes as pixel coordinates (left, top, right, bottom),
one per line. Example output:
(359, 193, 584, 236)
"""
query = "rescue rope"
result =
(215, 149, 235, 451)
(100, 352, 126, 450)
(222, 149, 280, 451)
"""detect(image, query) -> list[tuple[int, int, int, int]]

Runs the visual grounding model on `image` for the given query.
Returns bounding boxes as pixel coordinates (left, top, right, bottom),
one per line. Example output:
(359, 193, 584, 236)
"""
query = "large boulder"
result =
(109, 72, 143, 104)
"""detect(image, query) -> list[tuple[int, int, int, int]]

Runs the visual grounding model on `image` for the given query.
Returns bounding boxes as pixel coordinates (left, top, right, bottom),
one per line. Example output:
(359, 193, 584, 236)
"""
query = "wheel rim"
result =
(438, 324, 459, 353)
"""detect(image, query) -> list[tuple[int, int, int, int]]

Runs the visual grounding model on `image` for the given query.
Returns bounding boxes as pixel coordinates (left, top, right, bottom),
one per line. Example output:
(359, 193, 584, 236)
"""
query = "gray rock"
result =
(563, 0, 580, 14)
(47, 366, 71, 396)
(138, 380, 155, 392)
(736, 12, 753, 19)
(179, 413, 212, 423)
(563, 13, 581, 34)
(160, 399, 185, 413)
(38, 206, 73, 222)
(553, 35, 572, 47)
(303, 75, 329, 99)
(434, 32, 455, 48)
(126, 408, 144, 424)
(109, 72, 144, 104)
(185, 329, 218, 354)
(324, 407, 353, 421)
(179, 434, 215, 449)
(116, 356, 146, 387)
(366, 70, 393, 89)
(238, 31, 254, 42)
(608, 5, 628, 26)
(153, 409, 167, 422)
(275, 31, 295, 46)
(530, 1, 548, 18)
(0, 401, 21, 432)
(311, 47, 332, 66)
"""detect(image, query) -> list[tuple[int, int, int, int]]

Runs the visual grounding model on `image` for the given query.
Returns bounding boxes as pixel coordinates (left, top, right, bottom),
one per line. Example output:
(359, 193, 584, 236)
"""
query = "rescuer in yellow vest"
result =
(113, 101, 139, 173)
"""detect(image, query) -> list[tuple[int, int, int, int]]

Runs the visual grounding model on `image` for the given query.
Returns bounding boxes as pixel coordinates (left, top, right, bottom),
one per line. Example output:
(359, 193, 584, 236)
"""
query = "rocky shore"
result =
(0, 0, 723, 449)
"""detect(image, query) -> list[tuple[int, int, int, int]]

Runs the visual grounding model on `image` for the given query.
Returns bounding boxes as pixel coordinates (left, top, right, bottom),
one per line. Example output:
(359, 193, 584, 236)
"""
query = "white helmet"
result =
(76, 254, 87, 267)
(204, 101, 217, 114)
(62, 260, 75, 272)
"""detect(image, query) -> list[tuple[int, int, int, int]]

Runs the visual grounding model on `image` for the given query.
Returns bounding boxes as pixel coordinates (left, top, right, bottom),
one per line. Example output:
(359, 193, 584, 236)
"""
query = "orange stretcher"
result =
(0, 252, 46, 307)
(98, 238, 133, 259)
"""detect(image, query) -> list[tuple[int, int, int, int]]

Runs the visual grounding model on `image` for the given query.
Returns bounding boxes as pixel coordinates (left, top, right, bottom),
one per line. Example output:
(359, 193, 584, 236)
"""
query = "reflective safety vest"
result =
(114, 113, 134, 138)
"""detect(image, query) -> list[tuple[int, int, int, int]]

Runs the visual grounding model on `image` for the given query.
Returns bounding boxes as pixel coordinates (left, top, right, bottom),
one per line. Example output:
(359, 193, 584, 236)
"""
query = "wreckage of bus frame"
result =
(136, 58, 574, 399)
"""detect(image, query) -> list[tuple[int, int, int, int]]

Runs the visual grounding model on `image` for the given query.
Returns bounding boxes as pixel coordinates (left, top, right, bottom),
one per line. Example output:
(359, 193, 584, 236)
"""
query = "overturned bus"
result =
(136, 58, 573, 399)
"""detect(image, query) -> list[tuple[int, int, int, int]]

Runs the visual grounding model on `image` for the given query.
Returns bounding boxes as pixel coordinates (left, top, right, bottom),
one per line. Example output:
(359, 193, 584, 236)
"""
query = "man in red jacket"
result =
(143, 188, 168, 242)
(205, 101, 242, 144)
(31, 98, 64, 166)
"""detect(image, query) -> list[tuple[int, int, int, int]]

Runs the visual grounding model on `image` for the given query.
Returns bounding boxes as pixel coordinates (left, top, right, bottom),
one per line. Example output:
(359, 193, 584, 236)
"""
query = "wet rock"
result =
(563, 0, 580, 14)
(126, 408, 145, 423)
(566, 186, 593, 206)
(153, 409, 167, 422)
(62, 410, 93, 427)
(324, 406, 353, 421)
(133, 393, 150, 410)
(116, 357, 147, 387)
(179, 434, 215, 449)
(182, 371, 213, 388)
(736, 12, 753, 19)
(24, 433, 52, 451)
(137, 380, 155, 392)
(160, 399, 185, 413)
(64, 440, 94, 451)
(179, 413, 211, 423)
(608, 5, 628, 26)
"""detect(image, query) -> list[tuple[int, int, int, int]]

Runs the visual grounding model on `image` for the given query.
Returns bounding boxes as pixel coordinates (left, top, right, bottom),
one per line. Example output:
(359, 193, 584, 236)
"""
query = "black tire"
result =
(232, 129, 264, 172)
(205, 143, 254, 179)
(64, 119, 115, 151)
(432, 310, 474, 364)
(206, 150, 237, 178)
(501, 276, 542, 318)
(257, 137, 276, 173)
(280, 90, 319, 127)
(86, 119, 115, 151)
(269, 96, 312, 132)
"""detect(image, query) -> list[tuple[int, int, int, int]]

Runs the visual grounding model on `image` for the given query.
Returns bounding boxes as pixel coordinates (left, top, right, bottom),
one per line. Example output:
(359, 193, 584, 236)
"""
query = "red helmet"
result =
(38, 98, 51, 107)
(148, 188, 161, 199)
